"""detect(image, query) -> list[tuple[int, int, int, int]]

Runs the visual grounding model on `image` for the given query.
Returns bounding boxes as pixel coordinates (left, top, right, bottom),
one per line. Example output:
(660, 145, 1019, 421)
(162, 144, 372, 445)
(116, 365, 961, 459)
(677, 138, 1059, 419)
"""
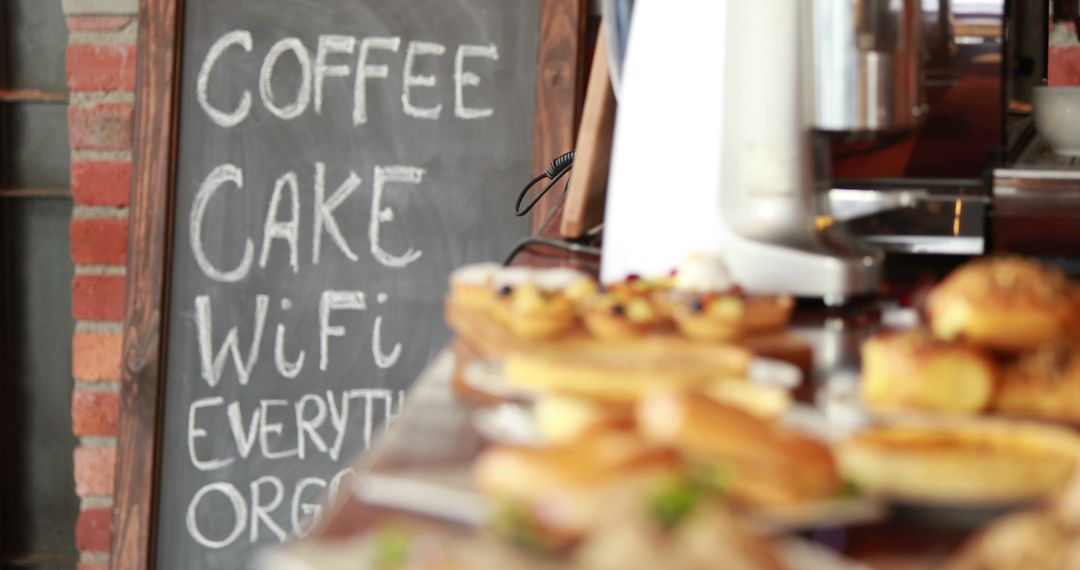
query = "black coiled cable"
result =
(514, 150, 575, 217)
(503, 150, 602, 265)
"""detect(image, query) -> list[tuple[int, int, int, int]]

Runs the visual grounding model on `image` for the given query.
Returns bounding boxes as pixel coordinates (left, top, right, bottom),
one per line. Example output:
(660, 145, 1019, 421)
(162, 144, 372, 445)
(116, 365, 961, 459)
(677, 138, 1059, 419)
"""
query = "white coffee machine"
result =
(600, 0, 925, 302)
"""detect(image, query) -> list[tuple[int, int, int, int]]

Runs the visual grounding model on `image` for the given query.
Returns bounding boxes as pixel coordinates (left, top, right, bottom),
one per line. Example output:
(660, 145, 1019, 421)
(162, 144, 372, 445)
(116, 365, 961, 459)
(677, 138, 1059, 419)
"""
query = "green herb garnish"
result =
(650, 479, 704, 530)
(370, 529, 411, 569)
(837, 479, 861, 500)
(492, 501, 563, 553)
(686, 459, 734, 493)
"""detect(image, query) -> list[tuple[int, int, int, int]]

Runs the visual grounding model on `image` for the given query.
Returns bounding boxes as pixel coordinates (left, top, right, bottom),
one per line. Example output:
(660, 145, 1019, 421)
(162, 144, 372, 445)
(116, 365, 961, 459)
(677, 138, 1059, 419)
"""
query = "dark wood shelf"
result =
(1, 552, 80, 566)
(0, 89, 68, 104)
(0, 187, 71, 199)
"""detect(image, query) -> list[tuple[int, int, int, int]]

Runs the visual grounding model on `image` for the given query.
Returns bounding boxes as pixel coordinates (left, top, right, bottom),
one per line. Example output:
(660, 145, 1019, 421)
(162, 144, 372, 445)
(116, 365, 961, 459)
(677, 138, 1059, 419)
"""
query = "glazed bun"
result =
(995, 343, 1080, 422)
(861, 329, 996, 414)
(927, 257, 1076, 351)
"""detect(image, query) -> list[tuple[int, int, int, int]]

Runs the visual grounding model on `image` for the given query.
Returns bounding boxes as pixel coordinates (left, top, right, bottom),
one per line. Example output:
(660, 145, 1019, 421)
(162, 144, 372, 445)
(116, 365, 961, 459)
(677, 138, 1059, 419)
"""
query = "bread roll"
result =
(927, 257, 1076, 351)
(475, 431, 677, 499)
(995, 343, 1080, 422)
(637, 391, 841, 508)
(861, 329, 996, 414)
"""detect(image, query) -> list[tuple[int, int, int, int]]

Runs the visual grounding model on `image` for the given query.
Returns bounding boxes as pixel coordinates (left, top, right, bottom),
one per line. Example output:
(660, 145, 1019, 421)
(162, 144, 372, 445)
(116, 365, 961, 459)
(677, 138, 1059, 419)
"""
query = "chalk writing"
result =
(177, 25, 502, 553)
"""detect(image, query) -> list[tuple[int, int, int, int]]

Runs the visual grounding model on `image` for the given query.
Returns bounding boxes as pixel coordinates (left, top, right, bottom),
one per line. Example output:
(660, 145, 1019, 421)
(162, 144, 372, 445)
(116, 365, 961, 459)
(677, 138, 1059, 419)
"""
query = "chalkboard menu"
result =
(109, 0, 585, 568)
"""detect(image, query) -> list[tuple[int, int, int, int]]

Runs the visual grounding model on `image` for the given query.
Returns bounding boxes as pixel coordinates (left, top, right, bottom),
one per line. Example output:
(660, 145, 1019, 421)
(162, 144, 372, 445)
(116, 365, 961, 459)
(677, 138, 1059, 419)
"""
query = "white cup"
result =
(1035, 86, 1080, 157)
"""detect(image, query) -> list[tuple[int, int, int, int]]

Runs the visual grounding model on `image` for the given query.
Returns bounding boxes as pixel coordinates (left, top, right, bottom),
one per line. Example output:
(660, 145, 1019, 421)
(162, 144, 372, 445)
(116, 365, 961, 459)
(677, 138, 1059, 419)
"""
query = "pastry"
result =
(665, 253, 794, 341)
(637, 391, 841, 509)
(492, 267, 594, 340)
(702, 381, 792, 420)
(669, 294, 795, 341)
(447, 262, 504, 312)
(276, 519, 574, 570)
(926, 257, 1076, 351)
(505, 338, 753, 402)
(995, 343, 1080, 422)
(838, 417, 1080, 504)
(533, 394, 636, 444)
(579, 278, 671, 340)
(474, 429, 793, 569)
(474, 430, 680, 551)
(861, 328, 996, 414)
(944, 470, 1080, 570)
(944, 510, 1080, 570)
(575, 499, 790, 570)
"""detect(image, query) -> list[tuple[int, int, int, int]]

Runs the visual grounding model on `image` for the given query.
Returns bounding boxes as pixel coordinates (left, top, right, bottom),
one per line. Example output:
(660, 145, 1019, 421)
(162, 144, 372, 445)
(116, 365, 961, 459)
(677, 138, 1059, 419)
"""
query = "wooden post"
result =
(560, 27, 616, 239)
(531, 0, 587, 235)
(111, 0, 183, 568)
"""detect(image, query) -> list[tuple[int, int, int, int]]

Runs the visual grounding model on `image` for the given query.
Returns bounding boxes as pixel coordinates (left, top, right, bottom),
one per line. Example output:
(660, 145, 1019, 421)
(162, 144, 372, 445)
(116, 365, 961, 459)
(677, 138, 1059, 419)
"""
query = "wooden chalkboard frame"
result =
(110, 0, 586, 568)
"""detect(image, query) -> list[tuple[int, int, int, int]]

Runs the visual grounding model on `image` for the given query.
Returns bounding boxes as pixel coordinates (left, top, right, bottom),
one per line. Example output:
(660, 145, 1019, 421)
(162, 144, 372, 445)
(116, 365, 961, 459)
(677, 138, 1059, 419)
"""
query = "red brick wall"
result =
(63, 0, 137, 568)
(1050, 23, 1080, 85)
(1050, 47, 1080, 85)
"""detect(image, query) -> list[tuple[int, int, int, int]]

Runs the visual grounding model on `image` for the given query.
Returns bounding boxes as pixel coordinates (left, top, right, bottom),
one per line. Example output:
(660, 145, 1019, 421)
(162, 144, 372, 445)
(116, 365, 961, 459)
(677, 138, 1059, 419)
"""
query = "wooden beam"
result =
(111, 0, 183, 568)
(1, 553, 81, 565)
(531, 0, 587, 235)
(560, 27, 615, 238)
(0, 89, 67, 103)
(0, 187, 70, 199)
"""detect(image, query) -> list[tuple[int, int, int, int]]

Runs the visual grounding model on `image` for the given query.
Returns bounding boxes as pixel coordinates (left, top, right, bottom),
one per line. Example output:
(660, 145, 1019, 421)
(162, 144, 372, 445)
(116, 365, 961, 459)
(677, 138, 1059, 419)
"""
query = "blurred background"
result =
(0, 0, 77, 569)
